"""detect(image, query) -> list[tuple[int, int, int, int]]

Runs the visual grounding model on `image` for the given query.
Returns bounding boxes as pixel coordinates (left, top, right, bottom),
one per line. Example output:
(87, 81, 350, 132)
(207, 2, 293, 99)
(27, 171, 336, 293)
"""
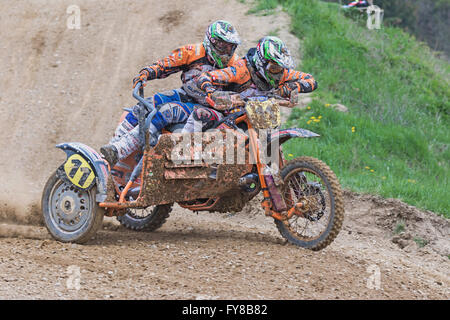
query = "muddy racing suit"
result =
(182, 48, 317, 132)
(108, 44, 239, 160)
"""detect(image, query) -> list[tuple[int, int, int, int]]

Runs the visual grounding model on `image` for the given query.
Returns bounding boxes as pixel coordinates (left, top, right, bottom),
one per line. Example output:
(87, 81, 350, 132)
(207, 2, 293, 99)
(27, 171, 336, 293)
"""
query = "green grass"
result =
(246, 0, 279, 15)
(394, 221, 406, 235)
(413, 237, 428, 248)
(251, 0, 449, 217)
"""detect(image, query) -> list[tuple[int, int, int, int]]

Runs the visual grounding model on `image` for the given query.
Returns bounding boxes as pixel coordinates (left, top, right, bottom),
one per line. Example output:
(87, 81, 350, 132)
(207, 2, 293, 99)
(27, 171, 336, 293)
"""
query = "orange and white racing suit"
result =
(110, 44, 239, 160)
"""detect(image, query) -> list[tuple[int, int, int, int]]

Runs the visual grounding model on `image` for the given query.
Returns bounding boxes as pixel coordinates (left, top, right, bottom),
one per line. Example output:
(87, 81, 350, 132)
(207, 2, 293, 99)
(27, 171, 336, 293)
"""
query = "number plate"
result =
(63, 154, 96, 189)
(245, 98, 281, 129)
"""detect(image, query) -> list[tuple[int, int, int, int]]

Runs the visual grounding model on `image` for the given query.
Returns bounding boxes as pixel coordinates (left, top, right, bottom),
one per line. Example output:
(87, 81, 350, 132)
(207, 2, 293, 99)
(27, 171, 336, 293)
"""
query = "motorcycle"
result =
(41, 83, 344, 250)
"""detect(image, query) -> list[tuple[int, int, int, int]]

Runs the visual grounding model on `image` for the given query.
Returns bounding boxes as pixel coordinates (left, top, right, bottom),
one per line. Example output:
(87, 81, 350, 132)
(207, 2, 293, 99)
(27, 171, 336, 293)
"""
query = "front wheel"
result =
(41, 171, 105, 243)
(274, 156, 344, 250)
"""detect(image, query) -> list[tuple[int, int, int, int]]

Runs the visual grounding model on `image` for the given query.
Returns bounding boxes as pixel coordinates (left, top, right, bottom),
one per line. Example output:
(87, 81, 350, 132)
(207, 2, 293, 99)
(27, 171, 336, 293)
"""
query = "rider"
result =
(100, 20, 241, 167)
(181, 36, 318, 132)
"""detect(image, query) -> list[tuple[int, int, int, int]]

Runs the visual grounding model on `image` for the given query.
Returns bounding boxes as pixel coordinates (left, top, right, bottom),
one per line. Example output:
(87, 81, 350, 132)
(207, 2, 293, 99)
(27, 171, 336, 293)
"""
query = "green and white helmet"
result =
(253, 36, 295, 87)
(204, 20, 241, 68)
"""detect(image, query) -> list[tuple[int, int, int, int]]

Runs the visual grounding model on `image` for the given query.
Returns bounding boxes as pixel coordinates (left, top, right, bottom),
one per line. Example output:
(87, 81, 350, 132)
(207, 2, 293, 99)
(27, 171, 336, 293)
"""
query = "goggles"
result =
(266, 61, 284, 75)
(211, 38, 236, 55)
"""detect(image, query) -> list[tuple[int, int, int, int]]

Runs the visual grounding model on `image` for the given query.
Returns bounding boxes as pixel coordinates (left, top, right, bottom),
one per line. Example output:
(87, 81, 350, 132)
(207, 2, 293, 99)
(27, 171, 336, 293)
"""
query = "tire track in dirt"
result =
(0, 194, 448, 299)
(0, 200, 449, 299)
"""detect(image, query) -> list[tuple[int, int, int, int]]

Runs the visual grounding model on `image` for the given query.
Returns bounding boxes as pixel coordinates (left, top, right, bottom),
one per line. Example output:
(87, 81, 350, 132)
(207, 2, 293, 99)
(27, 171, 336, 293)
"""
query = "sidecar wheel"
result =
(41, 171, 104, 243)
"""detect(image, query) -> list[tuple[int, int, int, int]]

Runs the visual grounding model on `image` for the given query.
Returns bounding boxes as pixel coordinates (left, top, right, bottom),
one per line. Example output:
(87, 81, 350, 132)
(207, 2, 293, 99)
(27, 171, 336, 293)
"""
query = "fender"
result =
(270, 128, 320, 144)
(265, 128, 320, 159)
(56, 142, 109, 203)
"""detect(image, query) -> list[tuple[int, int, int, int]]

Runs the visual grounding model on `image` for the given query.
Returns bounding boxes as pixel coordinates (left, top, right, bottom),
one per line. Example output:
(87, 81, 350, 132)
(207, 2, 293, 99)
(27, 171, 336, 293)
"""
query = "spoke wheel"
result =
(274, 157, 344, 250)
(116, 204, 172, 232)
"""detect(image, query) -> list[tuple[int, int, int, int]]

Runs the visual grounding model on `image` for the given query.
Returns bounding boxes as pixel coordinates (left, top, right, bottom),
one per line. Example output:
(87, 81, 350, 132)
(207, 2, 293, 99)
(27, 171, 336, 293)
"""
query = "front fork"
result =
(247, 128, 302, 221)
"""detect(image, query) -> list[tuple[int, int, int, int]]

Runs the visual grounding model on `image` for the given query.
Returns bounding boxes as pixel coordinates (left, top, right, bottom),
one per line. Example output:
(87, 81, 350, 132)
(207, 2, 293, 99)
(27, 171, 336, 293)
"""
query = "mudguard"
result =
(56, 142, 109, 203)
(265, 128, 320, 159)
(270, 128, 320, 145)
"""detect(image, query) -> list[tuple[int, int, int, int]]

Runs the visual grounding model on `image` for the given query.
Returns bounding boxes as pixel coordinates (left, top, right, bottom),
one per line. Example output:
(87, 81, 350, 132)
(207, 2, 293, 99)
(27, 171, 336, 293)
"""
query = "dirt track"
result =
(0, 0, 448, 299)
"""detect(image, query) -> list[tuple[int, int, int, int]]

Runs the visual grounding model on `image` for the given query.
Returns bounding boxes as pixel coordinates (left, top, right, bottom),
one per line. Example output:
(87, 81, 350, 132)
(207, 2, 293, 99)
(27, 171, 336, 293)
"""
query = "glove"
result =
(210, 91, 244, 110)
(289, 89, 299, 105)
(182, 80, 209, 105)
(132, 69, 150, 88)
(274, 84, 299, 108)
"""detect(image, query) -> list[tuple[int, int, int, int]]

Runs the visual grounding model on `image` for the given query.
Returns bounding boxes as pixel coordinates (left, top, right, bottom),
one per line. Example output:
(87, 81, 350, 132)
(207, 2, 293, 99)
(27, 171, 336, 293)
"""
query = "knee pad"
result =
(150, 111, 169, 131)
(160, 102, 192, 123)
(192, 108, 220, 122)
(192, 108, 221, 131)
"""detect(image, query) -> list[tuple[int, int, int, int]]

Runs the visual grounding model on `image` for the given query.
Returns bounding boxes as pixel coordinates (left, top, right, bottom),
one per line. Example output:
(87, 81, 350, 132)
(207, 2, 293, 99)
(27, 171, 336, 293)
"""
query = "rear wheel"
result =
(274, 157, 344, 250)
(116, 204, 172, 231)
(41, 171, 104, 243)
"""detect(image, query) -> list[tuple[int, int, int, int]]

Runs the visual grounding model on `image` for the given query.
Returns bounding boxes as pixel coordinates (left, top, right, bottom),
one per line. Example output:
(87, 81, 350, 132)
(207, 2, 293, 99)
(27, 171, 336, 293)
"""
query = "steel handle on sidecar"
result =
(132, 81, 158, 148)
(132, 81, 156, 114)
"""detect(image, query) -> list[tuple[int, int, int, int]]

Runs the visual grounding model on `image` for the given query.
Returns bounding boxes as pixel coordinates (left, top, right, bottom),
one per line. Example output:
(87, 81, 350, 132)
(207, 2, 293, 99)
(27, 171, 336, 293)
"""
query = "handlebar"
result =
(210, 94, 294, 111)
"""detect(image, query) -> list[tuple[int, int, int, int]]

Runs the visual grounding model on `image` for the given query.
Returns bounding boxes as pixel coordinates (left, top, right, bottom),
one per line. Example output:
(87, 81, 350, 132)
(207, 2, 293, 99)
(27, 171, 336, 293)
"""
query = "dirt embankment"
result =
(0, 0, 448, 299)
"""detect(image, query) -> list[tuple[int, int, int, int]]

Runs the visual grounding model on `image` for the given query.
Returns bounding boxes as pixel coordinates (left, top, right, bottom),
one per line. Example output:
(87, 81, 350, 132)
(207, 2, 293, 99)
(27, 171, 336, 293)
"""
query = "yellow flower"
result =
(288, 153, 293, 157)
(307, 120, 312, 124)
(318, 116, 322, 119)
(307, 106, 311, 110)
(313, 119, 320, 122)
(370, 169, 374, 172)
(365, 166, 370, 170)
(382, 176, 386, 180)
(325, 104, 331, 107)
(310, 116, 316, 119)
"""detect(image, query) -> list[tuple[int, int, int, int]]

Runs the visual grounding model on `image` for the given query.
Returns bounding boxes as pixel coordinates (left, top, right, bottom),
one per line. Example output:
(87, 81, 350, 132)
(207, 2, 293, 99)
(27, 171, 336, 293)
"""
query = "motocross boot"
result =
(100, 144, 119, 168)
